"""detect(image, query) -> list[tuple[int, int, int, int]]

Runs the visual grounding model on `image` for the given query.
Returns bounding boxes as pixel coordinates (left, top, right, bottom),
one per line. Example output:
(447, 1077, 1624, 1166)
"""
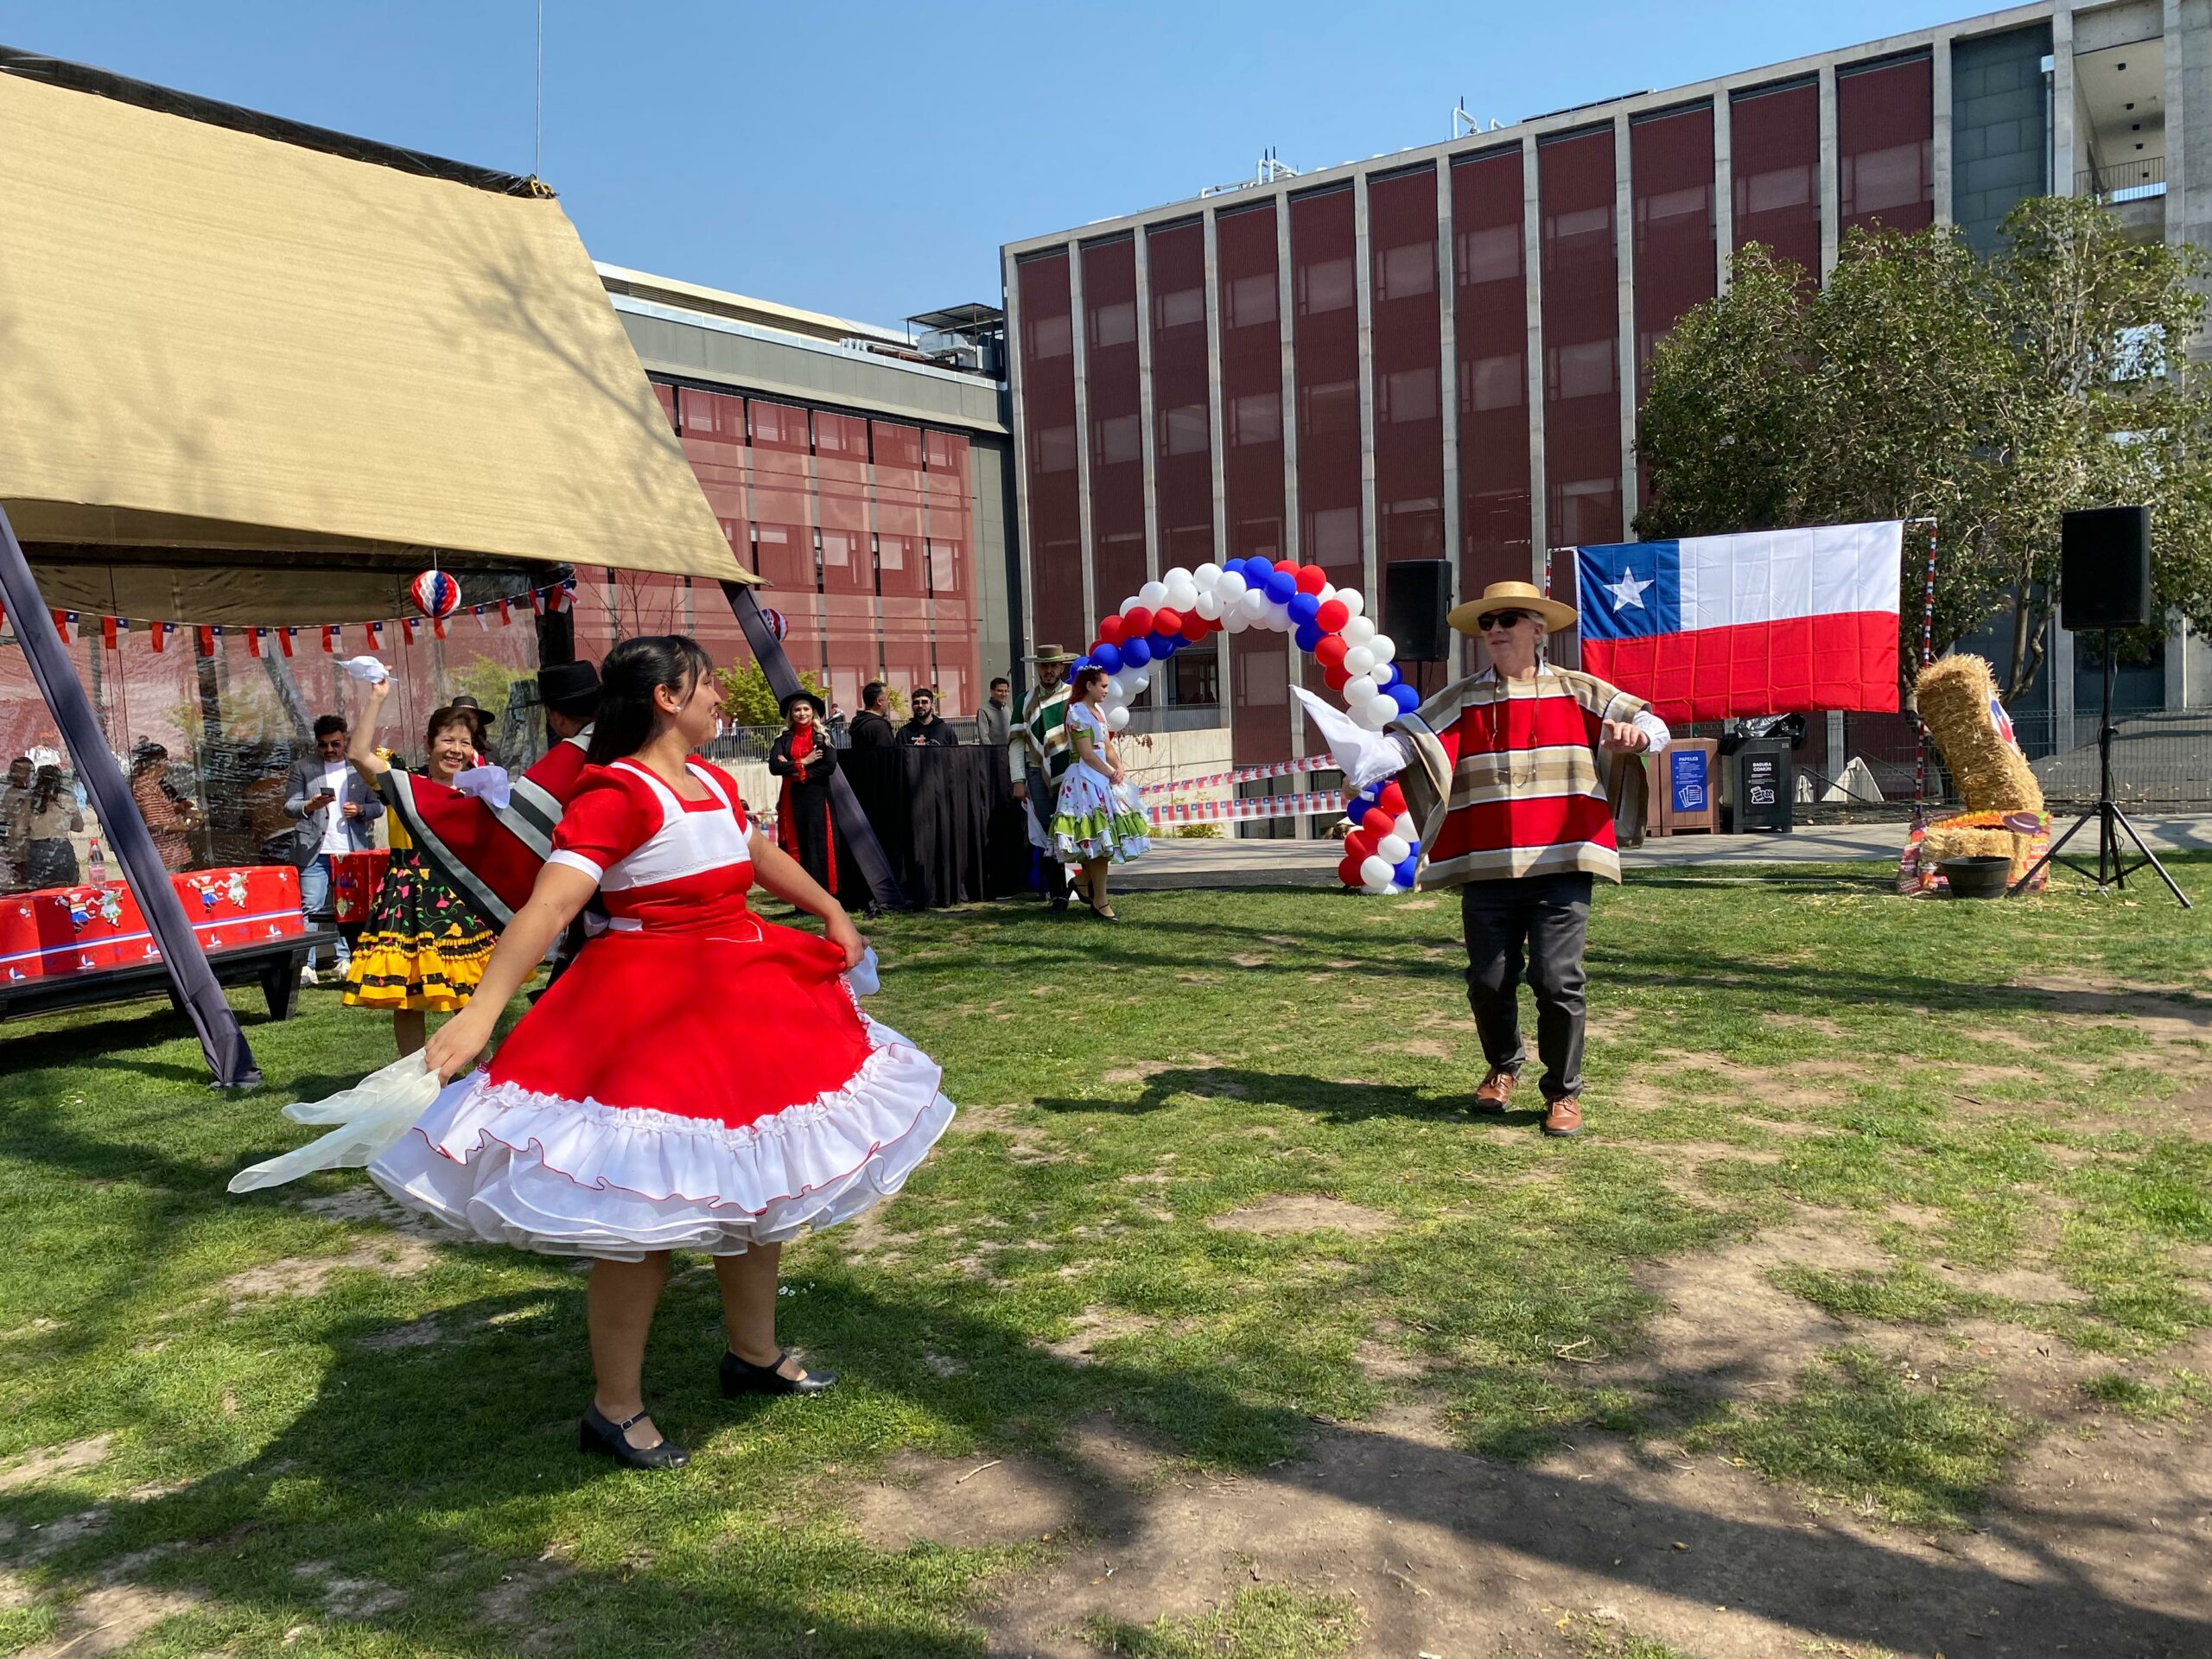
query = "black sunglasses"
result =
(1477, 608, 1535, 631)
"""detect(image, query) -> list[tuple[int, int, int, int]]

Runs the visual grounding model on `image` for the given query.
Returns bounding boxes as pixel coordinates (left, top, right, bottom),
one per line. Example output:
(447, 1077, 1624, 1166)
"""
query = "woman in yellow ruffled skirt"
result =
(341, 682, 495, 1057)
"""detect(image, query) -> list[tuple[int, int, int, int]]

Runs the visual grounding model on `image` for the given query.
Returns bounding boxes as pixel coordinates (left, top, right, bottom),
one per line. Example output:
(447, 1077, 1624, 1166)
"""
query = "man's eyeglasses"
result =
(1477, 609, 1535, 632)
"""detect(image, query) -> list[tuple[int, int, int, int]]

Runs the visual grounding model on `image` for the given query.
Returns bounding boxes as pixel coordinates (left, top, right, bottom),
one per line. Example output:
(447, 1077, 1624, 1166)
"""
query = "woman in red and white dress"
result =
(388, 636, 955, 1469)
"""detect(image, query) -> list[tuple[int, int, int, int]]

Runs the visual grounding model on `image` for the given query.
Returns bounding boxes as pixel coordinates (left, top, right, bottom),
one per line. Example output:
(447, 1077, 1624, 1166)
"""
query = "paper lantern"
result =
(409, 569, 461, 620)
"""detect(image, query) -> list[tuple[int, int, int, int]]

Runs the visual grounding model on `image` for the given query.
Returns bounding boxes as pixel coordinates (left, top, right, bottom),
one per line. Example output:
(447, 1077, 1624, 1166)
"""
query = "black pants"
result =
(1026, 766, 1069, 901)
(1461, 872, 1593, 1102)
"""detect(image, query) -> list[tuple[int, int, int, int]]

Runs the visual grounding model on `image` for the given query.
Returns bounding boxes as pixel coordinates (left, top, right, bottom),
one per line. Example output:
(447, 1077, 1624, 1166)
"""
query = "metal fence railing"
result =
(2079, 155, 2166, 202)
(1783, 707, 2212, 810)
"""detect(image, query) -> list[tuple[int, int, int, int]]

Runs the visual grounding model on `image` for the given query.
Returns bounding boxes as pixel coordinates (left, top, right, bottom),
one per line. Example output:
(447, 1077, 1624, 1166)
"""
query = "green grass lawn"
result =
(0, 858, 2206, 1657)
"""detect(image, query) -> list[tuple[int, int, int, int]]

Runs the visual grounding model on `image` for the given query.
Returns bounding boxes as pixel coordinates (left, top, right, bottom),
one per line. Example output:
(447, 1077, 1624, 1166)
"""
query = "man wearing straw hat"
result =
(1008, 645, 1079, 910)
(1298, 580, 1670, 1138)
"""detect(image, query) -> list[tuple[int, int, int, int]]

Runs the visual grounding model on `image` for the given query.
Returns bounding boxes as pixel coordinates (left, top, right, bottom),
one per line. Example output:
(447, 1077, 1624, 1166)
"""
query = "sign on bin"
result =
(1669, 749, 1708, 814)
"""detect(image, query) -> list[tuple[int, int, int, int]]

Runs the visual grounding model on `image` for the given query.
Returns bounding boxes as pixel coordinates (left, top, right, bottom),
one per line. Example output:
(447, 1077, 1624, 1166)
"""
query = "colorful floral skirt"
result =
(342, 845, 494, 1012)
(1050, 766, 1151, 866)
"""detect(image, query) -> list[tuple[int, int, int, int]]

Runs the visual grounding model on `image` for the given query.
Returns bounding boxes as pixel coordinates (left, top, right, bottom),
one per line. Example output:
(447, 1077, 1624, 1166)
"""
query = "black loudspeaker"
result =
(2061, 506, 2152, 631)
(1384, 559, 1453, 662)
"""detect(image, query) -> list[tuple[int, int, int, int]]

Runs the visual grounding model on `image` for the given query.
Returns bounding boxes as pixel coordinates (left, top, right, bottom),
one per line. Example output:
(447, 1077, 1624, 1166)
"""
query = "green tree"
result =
(1637, 195, 2212, 700)
(713, 660, 830, 730)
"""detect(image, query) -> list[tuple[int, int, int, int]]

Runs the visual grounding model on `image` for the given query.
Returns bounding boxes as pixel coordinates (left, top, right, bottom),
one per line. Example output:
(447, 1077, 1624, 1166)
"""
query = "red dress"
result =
(368, 758, 954, 1258)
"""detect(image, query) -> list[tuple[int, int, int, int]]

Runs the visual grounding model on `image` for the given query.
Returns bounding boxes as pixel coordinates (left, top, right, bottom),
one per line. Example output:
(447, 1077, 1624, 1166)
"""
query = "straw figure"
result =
(1912, 653, 2048, 881)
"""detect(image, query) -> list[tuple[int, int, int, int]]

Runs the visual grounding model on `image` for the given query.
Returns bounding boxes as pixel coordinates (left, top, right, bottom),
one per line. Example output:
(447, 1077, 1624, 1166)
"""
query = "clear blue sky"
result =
(1, 1, 1951, 327)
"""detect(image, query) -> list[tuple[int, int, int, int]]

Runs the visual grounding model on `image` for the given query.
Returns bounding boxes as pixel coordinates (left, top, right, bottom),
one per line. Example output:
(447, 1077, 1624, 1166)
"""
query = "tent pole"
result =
(718, 582, 908, 912)
(0, 505, 261, 1087)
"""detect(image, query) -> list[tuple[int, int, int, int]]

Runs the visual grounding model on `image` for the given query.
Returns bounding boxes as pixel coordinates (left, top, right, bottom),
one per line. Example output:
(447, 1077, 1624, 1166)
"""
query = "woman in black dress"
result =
(768, 690, 843, 900)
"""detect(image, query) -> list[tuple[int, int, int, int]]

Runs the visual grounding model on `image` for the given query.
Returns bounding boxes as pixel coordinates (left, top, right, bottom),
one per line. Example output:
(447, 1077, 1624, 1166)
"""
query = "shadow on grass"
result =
(1032, 1066, 1518, 1128)
(3, 1267, 2204, 1657)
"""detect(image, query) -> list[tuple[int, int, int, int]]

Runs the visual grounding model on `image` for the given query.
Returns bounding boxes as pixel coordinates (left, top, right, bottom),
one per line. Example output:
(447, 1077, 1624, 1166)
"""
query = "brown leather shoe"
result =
(1541, 1096, 1583, 1137)
(1472, 1068, 1516, 1115)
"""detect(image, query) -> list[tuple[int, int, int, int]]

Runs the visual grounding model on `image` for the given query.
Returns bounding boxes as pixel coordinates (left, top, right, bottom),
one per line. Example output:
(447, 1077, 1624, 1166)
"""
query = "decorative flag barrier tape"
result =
(1133, 752, 1341, 798)
(1146, 790, 1346, 825)
(0, 578, 578, 658)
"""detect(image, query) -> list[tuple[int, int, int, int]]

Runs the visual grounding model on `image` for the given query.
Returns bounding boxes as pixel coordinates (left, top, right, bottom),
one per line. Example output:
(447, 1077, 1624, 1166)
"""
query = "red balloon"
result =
(1345, 831, 1378, 865)
(1274, 558, 1297, 576)
(1314, 634, 1349, 671)
(1376, 781, 1408, 817)
(1153, 607, 1184, 637)
(1361, 807, 1395, 840)
(1337, 854, 1363, 888)
(1184, 614, 1214, 640)
(1098, 615, 1127, 645)
(1122, 606, 1153, 639)
(1315, 598, 1350, 632)
(1294, 563, 1328, 596)
(1323, 664, 1351, 691)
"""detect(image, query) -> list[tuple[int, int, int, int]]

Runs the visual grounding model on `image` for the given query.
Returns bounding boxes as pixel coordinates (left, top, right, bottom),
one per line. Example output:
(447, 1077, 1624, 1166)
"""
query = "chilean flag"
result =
(1573, 522, 1902, 721)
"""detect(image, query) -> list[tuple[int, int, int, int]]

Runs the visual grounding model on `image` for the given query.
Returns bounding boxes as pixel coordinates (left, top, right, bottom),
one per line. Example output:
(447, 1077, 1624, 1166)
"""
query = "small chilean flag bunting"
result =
(321, 625, 341, 653)
(52, 610, 78, 645)
(472, 604, 489, 630)
(498, 597, 513, 626)
(530, 588, 548, 617)
(400, 616, 419, 645)
(247, 626, 265, 658)
(100, 616, 119, 652)
(194, 625, 216, 657)
(151, 620, 175, 653)
(1573, 521, 1904, 722)
(557, 579, 576, 613)
(279, 626, 297, 658)
(367, 620, 385, 649)
(431, 614, 448, 640)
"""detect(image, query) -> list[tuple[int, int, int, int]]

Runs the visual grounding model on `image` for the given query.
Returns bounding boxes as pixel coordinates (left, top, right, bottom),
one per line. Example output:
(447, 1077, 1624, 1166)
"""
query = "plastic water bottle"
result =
(88, 836, 107, 887)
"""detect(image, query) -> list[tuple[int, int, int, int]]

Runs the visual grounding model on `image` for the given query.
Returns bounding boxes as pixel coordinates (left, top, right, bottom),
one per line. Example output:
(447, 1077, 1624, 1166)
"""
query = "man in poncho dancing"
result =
(1300, 581, 1669, 1137)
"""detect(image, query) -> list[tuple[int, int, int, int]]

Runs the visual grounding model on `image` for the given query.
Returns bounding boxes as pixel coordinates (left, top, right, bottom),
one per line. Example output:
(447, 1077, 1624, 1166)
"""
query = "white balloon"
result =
(1224, 607, 1252, 632)
(1378, 833, 1411, 865)
(1339, 589, 1365, 619)
(1344, 674, 1380, 707)
(1365, 694, 1400, 728)
(1316, 582, 1338, 606)
(1106, 705, 1131, 730)
(1392, 811, 1417, 842)
(1353, 698, 1390, 731)
(1239, 588, 1271, 620)
(1342, 616, 1377, 648)
(1119, 594, 1141, 616)
(1132, 671, 1150, 690)
(1165, 580, 1199, 613)
(1215, 569, 1248, 602)
(1193, 562, 1223, 591)
(1163, 566, 1192, 589)
(1368, 634, 1396, 667)
(1358, 855, 1395, 893)
(1343, 645, 1376, 677)
(1139, 581, 1168, 609)
(1194, 591, 1225, 621)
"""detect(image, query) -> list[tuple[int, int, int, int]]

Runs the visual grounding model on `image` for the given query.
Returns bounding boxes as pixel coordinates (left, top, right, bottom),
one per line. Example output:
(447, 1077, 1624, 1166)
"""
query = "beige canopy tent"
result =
(0, 49, 777, 1088)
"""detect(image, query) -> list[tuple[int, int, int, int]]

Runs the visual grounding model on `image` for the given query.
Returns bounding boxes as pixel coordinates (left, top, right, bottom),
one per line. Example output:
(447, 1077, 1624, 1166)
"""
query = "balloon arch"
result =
(1071, 557, 1424, 894)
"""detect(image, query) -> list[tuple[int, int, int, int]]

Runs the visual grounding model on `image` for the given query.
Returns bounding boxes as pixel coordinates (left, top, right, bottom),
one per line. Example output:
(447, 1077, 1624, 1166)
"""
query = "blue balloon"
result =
(1388, 682, 1421, 713)
(1154, 632, 1182, 658)
(1230, 556, 1262, 582)
(1264, 570, 1298, 605)
(1288, 592, 1321, 626)
(1293, 621, 1321, 651)
(1122, 636, 1152, 668)
(1393, 854, 1421, 886)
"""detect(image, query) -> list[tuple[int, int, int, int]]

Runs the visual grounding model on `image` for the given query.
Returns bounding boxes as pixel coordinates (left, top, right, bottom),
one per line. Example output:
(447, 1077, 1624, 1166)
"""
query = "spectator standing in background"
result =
(977, 677, 1013, 750)
(128, 742, 199, 873)
(284, 715, 384, 982)
(849, 683, 895, 749)
(22, 766, 83, 887)
(0, 758, 32, 889)
(898, 688, 958, 747)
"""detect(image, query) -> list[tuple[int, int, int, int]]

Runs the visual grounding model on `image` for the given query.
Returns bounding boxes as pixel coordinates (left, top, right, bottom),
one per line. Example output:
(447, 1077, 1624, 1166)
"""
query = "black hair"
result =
(990, 676, 1010, 690)
(588, 634, 716, 766)
(423, 705, 481, 754)
(313, 715, 347, 741)
(861, 680, 887, 710)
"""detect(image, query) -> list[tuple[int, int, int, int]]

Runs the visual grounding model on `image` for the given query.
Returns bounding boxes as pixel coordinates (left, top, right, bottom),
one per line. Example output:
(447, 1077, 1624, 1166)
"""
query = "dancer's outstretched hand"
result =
(826, 911, 868, 970)
(424, 1003, 497, 1084)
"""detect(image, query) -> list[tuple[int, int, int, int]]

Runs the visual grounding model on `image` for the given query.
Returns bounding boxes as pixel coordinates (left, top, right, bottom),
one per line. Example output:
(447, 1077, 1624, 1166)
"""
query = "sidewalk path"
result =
(1113, 813, 2212, 890)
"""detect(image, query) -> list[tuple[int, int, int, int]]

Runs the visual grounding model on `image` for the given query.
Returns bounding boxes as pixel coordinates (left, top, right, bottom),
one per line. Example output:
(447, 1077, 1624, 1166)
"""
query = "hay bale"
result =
(1915, 654, 2044, 815)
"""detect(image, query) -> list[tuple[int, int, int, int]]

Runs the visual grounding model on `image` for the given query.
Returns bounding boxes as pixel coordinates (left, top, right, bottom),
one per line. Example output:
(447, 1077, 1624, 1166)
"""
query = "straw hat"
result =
(1446, 579, 1578, 637)
(1027, 643, 1079, 664)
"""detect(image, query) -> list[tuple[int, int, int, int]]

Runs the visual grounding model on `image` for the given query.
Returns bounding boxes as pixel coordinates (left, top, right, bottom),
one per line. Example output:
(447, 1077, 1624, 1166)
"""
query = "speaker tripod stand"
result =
(2009, 628, 2190, 908)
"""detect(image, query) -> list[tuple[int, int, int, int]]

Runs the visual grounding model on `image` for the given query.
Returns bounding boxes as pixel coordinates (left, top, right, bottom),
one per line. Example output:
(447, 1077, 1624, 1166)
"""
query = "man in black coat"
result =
(897, 688, 959, 747)
(849, 682, 896, 749)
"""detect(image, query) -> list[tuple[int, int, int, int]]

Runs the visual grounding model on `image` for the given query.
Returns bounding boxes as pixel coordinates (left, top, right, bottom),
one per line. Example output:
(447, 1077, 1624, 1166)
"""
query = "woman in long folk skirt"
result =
(329, 636, 957, 1468)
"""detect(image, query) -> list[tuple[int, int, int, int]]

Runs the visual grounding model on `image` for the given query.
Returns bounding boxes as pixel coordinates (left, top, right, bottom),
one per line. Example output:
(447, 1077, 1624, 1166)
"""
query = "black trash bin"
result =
(1732, 740, 1794, 833)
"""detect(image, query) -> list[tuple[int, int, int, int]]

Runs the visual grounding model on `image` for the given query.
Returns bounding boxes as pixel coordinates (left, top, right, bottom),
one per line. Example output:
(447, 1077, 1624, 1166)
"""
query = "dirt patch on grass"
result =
(0, 1434, 113, 1492)
(295, 1185, 452, 1240)
(18, 1583, 198, 1658)
(355, 1316, 444, 1351)
(291, 1560, 405, 1618)
(1206, 1197, 1394, 1238)
(220, 1239, 437, 1305)
(847, 1450, 1078, 1550)
(1046, 1306, 1159, 1365)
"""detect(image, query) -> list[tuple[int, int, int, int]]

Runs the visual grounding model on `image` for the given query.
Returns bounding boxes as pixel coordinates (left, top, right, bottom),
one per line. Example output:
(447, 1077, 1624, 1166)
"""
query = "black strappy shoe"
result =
(721, 1349, 839, 1398)
(580, 1403, 689, 1469)
(1085, 899, 1119, 921)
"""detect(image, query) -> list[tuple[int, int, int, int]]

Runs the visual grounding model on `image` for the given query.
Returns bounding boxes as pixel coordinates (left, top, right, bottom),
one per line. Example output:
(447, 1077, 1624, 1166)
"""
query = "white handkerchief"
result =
(340, 656, 391, 683)
(454, 765, 512, 810)
(843, 945, 880, 998)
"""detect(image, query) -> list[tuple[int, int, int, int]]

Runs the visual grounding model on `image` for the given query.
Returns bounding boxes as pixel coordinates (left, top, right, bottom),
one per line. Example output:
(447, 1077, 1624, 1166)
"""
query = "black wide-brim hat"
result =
(538, 658, 601, 715)
(780, 689, 828, 719)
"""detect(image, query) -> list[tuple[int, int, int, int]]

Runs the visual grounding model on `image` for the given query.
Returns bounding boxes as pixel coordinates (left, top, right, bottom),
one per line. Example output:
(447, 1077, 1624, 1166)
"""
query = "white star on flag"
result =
(1605, 569, 1653, 611)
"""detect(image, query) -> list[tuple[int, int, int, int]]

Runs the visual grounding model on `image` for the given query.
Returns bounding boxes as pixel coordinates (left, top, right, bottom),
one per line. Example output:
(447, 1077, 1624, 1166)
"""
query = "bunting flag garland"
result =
(100, 616, 119, 652)
(368, 620, 385, 650)
(52, 610, 78, 645)
(321, 625, 341, 653)
(280, 626, 297, 658)
(152, 620, 176, 654)
(498, 598, 513, 626)
(472, 605, 490, 631)
(1133, 752, 1343, 798)
(530, 589, 548, 617)
(246, 626, 265, 658)
(1144, 789, 1347, 826)
(400, 617, 419, 645)
(194, 625, 216, 658)
(430, 614, 448, 640)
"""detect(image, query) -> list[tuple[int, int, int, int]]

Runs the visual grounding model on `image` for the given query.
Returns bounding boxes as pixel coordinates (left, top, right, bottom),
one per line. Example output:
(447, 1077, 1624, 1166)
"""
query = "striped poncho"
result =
(1389, 666, 1651, 887)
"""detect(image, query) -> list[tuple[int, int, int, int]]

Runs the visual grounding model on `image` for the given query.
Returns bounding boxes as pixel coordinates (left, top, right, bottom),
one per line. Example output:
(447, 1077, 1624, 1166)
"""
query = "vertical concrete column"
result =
(1202, 209, 1232, 714)
(1002, 246, 1038, 658)
(1067, 238, 1099, 634)
(1615, 109, 1640, 531)
(1522, 135, 1548, 585)
(1436, 159, 1462, 625)
(2052, 6, 2078, 194)
(1932, 33, 1955, 226)
(1714, 91, 1736, 292)
(2050, 618, 2076, 743)
(1132, 228, 1162, 582)
(1819, 62, 1841, 276)
(1354, 171, 1381, 598)
(1276, 197, 1305, 766)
